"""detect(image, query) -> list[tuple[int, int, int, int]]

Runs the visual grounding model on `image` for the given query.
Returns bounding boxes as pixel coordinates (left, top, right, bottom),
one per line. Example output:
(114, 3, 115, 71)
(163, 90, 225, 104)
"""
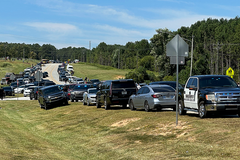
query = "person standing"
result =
(0, 87, 4, 100)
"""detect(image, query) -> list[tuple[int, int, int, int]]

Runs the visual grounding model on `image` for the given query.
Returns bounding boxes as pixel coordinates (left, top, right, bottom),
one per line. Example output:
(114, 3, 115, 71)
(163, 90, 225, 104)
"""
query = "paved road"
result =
(42, 63, 65, 85)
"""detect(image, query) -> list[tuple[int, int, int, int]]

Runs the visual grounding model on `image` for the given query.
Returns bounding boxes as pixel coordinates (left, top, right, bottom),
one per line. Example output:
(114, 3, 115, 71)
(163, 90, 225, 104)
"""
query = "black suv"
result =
(96, 79, 137, 109)
(38, 85, 68, 110)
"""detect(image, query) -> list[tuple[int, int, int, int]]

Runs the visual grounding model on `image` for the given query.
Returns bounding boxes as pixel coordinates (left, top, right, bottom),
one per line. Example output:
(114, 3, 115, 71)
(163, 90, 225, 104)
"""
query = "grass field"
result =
(1, 61, 240, 159)
(1, 100, 240, 159)
(72, 62, 129, 81)
(0, 59, 39, 83)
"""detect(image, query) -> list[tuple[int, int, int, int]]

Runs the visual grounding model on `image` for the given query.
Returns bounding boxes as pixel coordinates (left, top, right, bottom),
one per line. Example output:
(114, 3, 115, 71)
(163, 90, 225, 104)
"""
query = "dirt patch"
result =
(111, 118, 141, 127)
(115, 75, 125, 79)
(143, 121, 194, 140)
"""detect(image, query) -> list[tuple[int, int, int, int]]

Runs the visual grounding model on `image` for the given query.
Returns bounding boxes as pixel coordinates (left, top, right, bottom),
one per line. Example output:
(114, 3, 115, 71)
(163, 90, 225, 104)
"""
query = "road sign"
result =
(166, 34, 189, 57)
(226, 67, 234, 78)
(170, 56, 185, 65)
(35, 71, 43, 81)
(10, 74, 16, 81)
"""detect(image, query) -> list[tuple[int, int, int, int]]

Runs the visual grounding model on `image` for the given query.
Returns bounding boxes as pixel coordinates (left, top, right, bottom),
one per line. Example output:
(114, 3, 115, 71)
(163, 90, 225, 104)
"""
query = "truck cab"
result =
(179, 75, 240, 118)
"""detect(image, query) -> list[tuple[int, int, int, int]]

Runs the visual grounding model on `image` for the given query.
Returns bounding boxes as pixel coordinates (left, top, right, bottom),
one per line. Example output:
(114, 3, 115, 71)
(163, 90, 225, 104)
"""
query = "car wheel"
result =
(178, 100, 186, 115)
(39, 101, 43, 108)
(43, 101, 48, 110)
(199, 101, 207, 118)
(144, 101, 150, 112)
(122, 104, 127, 108)
(21, 90, 24, 94)
(87, 100, 90, 106)
(76, 100, 78, 102)
(96, 97, 101, 108)
(63, 99, 68, 105)
(129, 100, 135, 111)
(71, 97, 74, 102)
(30, 97, 32, 100)
(104, 97, 110, 110)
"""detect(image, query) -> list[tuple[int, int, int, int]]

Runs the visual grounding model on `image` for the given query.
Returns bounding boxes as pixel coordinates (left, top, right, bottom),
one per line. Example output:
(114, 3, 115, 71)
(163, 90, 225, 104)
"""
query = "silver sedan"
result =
(83, 88, 98, 106)
(128, 85, 176, 112)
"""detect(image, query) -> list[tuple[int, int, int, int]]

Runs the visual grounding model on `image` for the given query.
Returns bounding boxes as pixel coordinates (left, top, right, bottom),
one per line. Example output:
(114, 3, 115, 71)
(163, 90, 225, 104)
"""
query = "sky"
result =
(0, 0, 239, 49)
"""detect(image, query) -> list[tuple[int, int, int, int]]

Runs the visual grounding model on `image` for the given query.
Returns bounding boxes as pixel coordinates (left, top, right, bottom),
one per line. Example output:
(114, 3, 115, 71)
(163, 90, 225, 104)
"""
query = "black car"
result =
(3, 86, 15, 96)
(30, 86, 43, 100)
(70, 84, 92, 102)
(96, 79, 137, 109)
(43, 71, 48, 78)
(43, 81, 56, 86)
(59, 74, 68, 81)
(38, 85, 68, 110)
(90, 79, 100, 87)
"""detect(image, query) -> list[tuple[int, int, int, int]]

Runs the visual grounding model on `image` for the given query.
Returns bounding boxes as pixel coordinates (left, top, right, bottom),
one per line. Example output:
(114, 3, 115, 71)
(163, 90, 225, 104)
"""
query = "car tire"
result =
(96, 98, 101, 108)
(63, 99, 68, 105)
(76, 100, 78, 102)
(199, 101, 207, 118)
(144, 101, 150, 112)
(178, 100, 186, 115)
(122, 104, 127, 108)
(43, 101, 48, 110)
(129, 100, 136, 111)
(104, 97, 110, 110)
(87, 100, 90, 106)
(30, 97, 32, 100)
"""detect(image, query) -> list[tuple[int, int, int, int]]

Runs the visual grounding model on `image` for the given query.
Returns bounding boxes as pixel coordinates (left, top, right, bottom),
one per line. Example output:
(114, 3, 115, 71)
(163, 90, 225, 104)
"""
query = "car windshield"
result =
(199, 77, 238, 88)
(152, 87, 175, 92)
(112, 81, 136, 88)
(43, 86, 61, 95)
(89, 89, 98, 93)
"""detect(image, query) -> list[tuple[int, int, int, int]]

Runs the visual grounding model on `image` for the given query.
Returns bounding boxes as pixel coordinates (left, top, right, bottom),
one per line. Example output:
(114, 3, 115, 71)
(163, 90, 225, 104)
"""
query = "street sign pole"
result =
(166, 34, 189, 126)
(176, 36, 179, 126)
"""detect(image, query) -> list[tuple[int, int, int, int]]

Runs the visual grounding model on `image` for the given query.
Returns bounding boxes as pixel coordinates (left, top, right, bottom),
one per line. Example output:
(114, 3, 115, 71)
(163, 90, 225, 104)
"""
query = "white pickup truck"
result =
(179, 75, 240, 118)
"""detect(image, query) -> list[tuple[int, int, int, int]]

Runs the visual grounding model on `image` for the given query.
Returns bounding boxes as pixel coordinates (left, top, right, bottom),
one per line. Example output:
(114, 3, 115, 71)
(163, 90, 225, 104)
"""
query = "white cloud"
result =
(24, 22, 79, 33)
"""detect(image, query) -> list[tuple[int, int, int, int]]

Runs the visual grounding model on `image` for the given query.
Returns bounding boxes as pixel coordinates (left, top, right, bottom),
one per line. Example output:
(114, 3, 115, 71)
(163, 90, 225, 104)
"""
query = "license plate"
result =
(122, 91, 127, 95)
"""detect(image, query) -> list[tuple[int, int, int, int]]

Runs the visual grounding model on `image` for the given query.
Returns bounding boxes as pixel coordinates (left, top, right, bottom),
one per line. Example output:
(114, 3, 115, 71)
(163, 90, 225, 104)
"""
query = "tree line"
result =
(1, 16, 240, 84)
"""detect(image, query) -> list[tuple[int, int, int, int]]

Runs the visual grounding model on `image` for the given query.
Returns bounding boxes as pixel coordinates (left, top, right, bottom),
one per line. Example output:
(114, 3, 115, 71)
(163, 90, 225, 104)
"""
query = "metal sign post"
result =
(166, 34, 189, 126)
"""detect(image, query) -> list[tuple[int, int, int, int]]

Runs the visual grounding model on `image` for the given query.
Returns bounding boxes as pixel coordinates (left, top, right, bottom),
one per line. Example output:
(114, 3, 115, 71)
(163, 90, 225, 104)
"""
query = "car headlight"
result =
(206, 94, 216, 102)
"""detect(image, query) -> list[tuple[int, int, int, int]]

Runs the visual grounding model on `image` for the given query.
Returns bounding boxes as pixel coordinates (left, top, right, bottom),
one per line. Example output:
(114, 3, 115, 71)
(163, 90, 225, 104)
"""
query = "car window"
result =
(186, 78, 194, 88)
(43, 87, 61, 95)
(89, 89, 98, 93)
(142, 87, 150, 94)
(112, 81, 135, 88)
(137, 87, 145, 94)
(152, 87, 175, 92)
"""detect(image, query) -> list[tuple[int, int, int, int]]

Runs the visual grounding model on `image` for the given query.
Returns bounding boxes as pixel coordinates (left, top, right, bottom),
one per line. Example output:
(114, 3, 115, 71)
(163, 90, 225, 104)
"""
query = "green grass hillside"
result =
(72, 62, 129, 81)
(0, 59, 39, 82)
(1, 101, 240, 159)
(1, 61, 240, 159)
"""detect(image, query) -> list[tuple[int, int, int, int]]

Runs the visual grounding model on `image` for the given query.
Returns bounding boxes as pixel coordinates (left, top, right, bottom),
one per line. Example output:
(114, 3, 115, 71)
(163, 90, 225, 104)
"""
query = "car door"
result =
(132, 87, 144, 108)
(184, 78, 198, 109)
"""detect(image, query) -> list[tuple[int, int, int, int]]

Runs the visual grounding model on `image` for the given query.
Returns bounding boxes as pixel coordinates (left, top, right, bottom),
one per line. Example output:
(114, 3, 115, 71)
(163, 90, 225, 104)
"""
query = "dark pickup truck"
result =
(179, 75, 240, 118)
(38, 85, 68, 110)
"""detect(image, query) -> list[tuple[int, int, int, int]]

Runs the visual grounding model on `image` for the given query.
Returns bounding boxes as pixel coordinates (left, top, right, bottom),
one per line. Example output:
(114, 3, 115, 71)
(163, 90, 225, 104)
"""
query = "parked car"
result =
(149, 81, 184, 102)
(70, 84, 92, 102)
(14, 85, 26, 94)
(38, 85, 68, 110)
(90, 79, 100, 87)
(30, 86, 44, 100)
(59, 74, 68, 82)
(96, 79, 137, 109)
(24, 86, 36, 97)
(83, 88, 98, 106)
(128, 85, 176, 112)
(2, 86, 15, 96)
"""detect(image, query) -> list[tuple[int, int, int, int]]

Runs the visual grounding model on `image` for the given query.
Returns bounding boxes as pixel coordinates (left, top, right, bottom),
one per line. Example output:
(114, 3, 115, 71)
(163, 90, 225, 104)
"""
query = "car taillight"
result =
(67, 93, 71, 96)
(152, 94, 161, 98)
(36, 91, 38, 94)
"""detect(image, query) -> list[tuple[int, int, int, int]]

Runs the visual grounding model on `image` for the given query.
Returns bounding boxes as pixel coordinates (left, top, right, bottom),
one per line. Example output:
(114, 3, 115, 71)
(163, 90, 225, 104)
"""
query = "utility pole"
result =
(190, 35, 194, 76)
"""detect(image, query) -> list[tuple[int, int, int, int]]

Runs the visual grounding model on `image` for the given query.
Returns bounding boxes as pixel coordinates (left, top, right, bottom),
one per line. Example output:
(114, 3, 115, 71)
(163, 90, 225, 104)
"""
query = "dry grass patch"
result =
(111, 118, 141, 127)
